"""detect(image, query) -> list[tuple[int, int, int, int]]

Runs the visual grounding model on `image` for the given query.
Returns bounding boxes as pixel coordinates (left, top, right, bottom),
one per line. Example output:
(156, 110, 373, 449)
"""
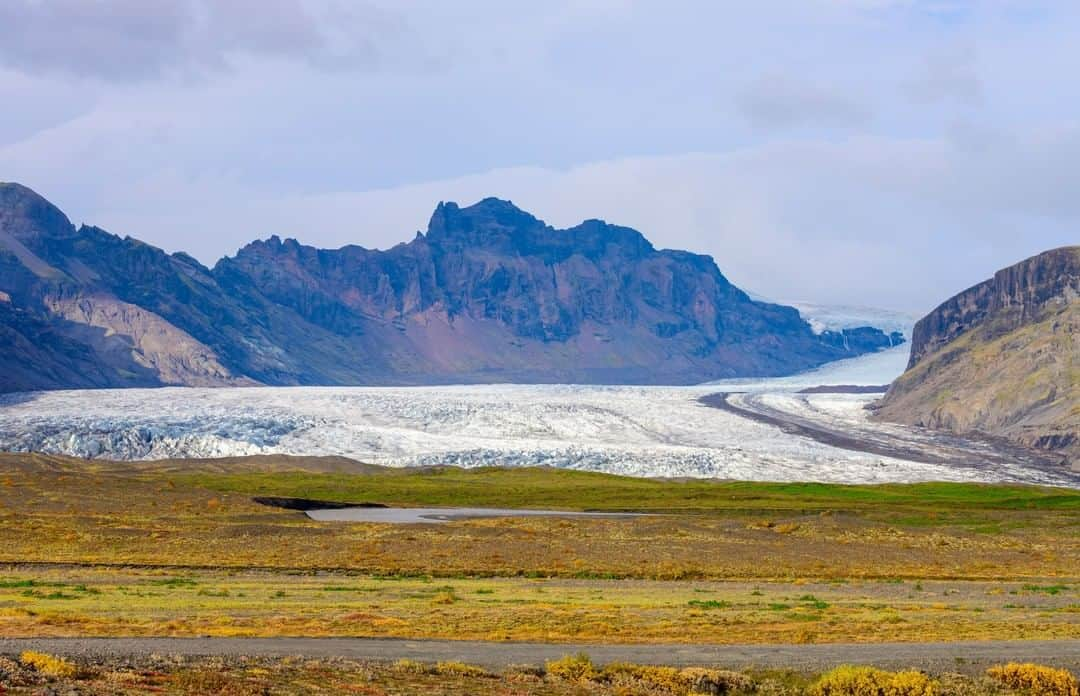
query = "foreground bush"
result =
(19, 651, 77, 679)
(987, 663, 1079, 696)
(546, 653, 598, 682)
(810, 665, 937, 696)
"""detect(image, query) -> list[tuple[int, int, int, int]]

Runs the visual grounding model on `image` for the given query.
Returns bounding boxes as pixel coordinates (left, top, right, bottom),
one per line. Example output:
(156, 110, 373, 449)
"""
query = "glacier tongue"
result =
(0, 377, 1061, 485)
(0, 341, 1067, 485)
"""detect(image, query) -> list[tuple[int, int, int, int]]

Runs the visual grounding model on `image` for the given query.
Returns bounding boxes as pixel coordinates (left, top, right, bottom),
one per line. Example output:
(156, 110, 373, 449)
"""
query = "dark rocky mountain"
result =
(875, 246, 1079, 462)
(0, 182, 902, 391)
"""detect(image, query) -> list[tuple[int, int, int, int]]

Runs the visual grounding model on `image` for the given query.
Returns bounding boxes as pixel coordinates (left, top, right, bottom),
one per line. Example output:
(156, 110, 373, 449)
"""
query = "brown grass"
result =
(0, 565, 1077, 644)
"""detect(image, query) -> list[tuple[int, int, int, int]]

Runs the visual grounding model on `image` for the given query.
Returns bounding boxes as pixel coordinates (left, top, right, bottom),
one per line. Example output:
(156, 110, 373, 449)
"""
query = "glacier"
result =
(0, 339, 1072, 486)
(784, 301, 919, 339)
(0, 300, 1072, 486)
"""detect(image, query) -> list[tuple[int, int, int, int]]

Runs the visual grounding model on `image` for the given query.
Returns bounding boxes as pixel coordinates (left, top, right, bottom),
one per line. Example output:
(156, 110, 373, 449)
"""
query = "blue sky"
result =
(1, 1, 1078, 311)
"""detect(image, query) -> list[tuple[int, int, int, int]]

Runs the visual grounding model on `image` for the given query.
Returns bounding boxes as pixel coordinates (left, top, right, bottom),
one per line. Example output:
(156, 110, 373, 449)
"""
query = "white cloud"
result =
(22, 130, 1070, 314)
(738, 74, 871, 130)
(903, 46, 984, 105)
(1, 1, 1078, 314)
(0, 0, 406, 81)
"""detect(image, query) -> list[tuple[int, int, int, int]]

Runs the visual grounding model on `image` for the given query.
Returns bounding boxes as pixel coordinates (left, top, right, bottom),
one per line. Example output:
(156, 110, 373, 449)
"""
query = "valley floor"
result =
(1, 453, 1078, 691)
(1, 453, 1078, 644)
(1, 565, 1078, 645)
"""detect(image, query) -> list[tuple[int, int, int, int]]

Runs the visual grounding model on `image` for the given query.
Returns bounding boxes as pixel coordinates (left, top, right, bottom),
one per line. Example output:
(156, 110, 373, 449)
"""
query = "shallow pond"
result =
(306, 507, 646, 524)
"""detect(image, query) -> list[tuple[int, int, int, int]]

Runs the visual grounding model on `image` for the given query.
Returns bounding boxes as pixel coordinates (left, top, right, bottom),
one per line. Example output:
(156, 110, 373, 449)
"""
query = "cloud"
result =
(0, 0, 402, 81)
(1, 1, 1079, 314)
(737, 74, 872, 130)
(16, 127, 1075, 314)
(0, 69, 97, 147)
(903, 47, 983, 106)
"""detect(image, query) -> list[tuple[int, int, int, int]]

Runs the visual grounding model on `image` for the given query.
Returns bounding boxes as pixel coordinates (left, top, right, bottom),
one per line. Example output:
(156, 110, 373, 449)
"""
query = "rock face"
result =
(0, 183, 902, 391)
(0, 183, 255, 391)
(875, 246, 1079, 462)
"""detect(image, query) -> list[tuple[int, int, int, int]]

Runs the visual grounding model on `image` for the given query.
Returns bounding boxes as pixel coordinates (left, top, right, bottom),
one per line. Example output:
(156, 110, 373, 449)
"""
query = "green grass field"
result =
(178, 465, 1080, 513)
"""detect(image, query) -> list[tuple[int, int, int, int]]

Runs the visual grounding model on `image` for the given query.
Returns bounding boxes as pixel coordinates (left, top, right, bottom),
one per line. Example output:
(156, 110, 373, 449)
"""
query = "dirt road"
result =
(3, 638, 1080, 672)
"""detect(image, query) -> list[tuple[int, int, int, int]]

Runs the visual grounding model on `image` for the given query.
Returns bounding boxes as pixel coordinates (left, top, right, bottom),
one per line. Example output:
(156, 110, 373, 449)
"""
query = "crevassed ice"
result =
(0, 339, 1061, 485)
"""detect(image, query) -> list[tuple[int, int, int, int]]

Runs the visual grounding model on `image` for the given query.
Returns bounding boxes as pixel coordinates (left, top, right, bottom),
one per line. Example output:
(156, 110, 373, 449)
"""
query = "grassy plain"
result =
(1, 566, 1078, 643)
(0, 452, 1078, 644)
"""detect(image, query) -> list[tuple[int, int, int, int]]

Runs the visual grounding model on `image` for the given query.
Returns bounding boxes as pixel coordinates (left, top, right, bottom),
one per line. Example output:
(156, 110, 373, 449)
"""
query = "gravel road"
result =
(3, 638, 1080, 672)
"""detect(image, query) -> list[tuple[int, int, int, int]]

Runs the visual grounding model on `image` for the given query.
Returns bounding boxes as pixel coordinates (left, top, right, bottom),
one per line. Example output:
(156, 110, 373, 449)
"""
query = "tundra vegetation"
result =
(0, 453, 1078, 644)
(1, 652, 1078, 695)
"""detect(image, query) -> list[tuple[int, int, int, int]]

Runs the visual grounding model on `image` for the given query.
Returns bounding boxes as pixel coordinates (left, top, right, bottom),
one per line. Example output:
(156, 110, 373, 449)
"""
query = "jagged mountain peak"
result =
(0, 182, 76, 243)
(424, 198, 658, 263)
(438, 197, 535, 219)
(0, 181, 39, 198)
(426, 197, 543, 248)
(0, 181, 47, 203)
(230, 234, 308, 260)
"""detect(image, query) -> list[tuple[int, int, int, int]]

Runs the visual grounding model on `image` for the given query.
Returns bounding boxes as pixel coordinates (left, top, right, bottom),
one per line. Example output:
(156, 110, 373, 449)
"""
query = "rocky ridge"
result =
(875, 246, 1079, 462)
(0, 182, 902, 391)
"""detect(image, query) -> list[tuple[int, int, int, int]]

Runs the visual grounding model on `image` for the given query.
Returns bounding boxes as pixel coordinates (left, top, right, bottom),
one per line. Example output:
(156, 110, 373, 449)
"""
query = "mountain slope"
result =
(0, 183, 902, 390)
(218, 198, 903, 384)
(874, 246, 1079, 462)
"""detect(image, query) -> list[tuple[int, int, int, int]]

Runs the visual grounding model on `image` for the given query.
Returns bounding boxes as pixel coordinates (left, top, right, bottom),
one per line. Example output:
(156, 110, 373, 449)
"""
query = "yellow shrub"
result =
(20, 650, 77, 679)
(434, 661, 490, 678)
(546, 653, 597, 682)
(885, 671, 939, 696)
(812, 666, 890, 696)
(811, 665, 937, 696)
(987, 663, 1079, 696)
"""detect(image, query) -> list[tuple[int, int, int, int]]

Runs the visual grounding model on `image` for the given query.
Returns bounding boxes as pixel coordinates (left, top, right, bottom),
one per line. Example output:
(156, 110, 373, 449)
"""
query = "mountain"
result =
(874, 246, 1079, 462)
(0, 182, 902, 391)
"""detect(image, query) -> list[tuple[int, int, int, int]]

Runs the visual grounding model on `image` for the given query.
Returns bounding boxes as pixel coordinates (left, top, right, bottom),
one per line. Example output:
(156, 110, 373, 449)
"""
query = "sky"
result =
(2, 1, 1078, 312)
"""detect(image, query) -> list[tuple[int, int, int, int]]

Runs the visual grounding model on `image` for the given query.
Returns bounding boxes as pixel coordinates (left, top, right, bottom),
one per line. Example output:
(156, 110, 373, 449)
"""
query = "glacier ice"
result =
(0, 339, 1071, 486)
